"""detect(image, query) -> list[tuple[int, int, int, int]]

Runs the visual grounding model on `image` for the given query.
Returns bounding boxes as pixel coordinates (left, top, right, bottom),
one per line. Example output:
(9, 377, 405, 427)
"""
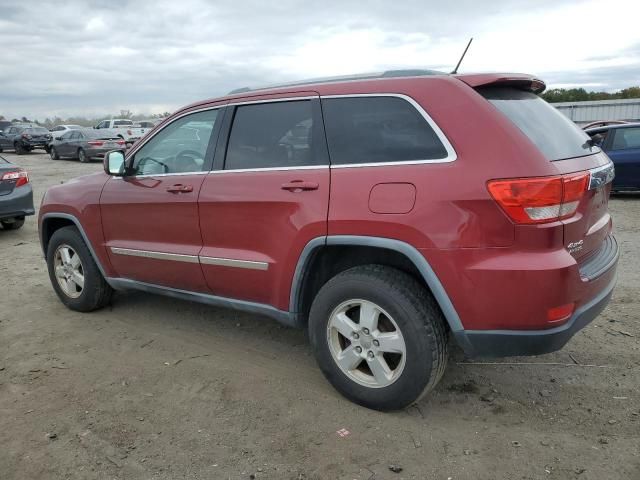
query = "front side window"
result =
(611, 127, 640, 150)
(322, 96, 448, 165)
(132, 109, 218, 175)
(225, 100, 319, 170)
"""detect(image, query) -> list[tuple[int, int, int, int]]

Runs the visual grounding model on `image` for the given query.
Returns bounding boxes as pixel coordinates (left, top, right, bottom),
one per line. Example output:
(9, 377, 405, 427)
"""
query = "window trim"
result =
(320, 93, 457, 168)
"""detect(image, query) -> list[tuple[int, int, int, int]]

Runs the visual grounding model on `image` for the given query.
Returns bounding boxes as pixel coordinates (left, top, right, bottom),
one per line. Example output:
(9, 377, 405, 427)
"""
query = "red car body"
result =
(39, 71, 618, 358)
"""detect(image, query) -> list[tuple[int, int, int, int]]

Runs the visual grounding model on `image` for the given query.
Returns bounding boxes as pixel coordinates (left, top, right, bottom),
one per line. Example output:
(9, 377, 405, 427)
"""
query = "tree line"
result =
(0, 110, 172, 128)
(541, 86, 640, 103)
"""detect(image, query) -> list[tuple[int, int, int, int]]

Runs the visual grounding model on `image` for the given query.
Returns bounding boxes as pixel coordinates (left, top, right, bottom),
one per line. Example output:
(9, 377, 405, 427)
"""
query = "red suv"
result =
(39, 71, 618, 410)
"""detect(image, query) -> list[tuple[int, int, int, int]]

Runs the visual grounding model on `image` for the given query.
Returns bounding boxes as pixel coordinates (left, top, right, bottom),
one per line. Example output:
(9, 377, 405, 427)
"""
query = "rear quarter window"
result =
(321, 96, 448, 165)
(611, 127, 640, 150)
(479, 87, 595, 161)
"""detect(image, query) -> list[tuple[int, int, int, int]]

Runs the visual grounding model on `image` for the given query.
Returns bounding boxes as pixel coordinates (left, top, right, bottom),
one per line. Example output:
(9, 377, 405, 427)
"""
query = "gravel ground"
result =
(0, 152, 638, 480)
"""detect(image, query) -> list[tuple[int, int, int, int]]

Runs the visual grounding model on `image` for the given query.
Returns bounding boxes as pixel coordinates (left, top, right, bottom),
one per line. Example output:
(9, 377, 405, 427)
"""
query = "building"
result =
(553, 98, 640, 126)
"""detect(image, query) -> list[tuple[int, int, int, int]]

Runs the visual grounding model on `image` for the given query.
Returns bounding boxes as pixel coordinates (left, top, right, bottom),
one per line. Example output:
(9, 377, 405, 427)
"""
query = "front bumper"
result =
(0, 185, 35, 220)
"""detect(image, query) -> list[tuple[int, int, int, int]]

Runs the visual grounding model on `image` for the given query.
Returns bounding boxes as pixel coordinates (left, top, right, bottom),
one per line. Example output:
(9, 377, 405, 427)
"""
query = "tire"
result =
(46, 226, 113, 312)
(14, 142, 25, 155)
(50, 147, 60, 160)
(309, 265, 448, 411)
(1, 217, 25, 230)
(78, 148, 88, 163)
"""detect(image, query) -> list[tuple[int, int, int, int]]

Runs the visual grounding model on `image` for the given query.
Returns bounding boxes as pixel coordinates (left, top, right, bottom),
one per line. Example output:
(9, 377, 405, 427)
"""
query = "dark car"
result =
(586, 123, 640, 191)
(0, 125, 52, 154)
(0, 154, 34, 230)
(49, 129, 126, 162)
(0, 120, 12, 133)
(39, 70, 618, 411)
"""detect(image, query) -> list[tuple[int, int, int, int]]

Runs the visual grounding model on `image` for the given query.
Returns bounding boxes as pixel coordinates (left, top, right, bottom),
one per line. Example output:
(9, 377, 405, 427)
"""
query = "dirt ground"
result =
(0, 151, 638, 480)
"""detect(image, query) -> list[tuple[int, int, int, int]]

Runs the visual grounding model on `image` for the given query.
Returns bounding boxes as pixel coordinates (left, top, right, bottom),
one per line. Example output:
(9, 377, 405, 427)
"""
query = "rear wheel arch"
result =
(290, 236, 463, 333)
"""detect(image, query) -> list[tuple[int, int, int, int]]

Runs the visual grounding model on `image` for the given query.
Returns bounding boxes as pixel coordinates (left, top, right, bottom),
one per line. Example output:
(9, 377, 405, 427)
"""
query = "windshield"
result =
(479, 87, 597, 161)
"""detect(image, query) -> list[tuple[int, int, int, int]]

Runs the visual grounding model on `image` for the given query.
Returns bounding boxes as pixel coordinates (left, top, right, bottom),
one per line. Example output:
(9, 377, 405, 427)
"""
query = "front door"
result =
(100, 107, 224, 292)
(198, 96, 329, 309)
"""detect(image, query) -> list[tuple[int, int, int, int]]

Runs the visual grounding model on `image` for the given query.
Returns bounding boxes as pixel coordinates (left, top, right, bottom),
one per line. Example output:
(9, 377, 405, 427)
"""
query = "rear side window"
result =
(322, 96, 448, 165)
(611, 127, 640, 150)
(225, 100, 321, 170)
(479, 87, 595, 161)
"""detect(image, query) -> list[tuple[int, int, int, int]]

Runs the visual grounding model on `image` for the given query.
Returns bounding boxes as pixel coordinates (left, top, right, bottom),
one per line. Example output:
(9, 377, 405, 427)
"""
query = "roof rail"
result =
(226, 69, 445, 95)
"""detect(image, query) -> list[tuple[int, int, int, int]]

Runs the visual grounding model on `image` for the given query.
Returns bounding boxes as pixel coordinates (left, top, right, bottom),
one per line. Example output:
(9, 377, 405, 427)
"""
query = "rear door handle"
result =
(281, 180, 319, 192)
(166, 184, 193, 193)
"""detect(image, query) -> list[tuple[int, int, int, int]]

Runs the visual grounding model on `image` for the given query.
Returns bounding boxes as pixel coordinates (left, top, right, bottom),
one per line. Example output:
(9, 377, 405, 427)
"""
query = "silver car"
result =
(49, 129, 125, 163)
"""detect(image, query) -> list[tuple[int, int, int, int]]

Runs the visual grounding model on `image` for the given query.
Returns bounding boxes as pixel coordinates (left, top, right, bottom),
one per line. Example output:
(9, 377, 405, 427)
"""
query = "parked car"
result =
(39, 70, 618, 411)
(0, 120, 13, 132)
(582, 120, 628, 130)
(49, 124, 83, 136)
(585, 123, 640, 191)
(0, 125, 51, 154)
(49, 129, 126, 162)
(0, 154, 34, 230)
(137, 119, 162, 129)
(94, 119, 148, 146)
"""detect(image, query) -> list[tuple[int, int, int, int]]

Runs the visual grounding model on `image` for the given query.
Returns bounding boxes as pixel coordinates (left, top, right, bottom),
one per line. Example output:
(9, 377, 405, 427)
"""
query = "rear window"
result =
(114, 120, 133, 126)
(479, 87, 595, 161)
(26, 127, 49, 134)
(322, 96, 448, 165)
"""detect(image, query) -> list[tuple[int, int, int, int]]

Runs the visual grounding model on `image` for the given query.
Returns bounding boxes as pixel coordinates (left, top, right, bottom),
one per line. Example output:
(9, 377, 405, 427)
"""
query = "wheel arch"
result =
(40, 213, 109, 278)
(289, 236, 464, 333)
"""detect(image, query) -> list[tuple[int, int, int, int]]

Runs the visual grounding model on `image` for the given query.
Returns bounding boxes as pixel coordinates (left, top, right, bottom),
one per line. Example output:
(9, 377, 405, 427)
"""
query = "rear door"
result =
(606, 126, 640, 189)
(100, 107, 224, 292)
(198, 95, 329, 309)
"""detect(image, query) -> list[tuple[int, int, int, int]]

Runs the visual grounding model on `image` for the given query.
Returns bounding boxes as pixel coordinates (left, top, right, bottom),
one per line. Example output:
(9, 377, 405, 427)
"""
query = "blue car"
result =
(586, 123, 640, 191)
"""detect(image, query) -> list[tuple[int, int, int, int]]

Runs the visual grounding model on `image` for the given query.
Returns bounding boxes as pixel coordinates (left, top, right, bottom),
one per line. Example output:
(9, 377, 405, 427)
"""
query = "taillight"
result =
(127, 129, 132, 135)
(116, 140, 125, 146)
(487, 172, 589, 224)
(21, 133, 32, 140)
(87, 140, 104, 146)
(1, 170, 29, 187)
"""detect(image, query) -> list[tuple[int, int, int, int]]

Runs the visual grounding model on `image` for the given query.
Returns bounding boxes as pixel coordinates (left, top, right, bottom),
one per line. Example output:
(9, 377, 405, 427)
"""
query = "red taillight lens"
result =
(1, 170, 29, 187)
(87, 140, 104, 146)
(21, 133, 31, 139)
(127, 129, 132, 135)
(116, 140, 125, 146)
(488, 172, 589, 224)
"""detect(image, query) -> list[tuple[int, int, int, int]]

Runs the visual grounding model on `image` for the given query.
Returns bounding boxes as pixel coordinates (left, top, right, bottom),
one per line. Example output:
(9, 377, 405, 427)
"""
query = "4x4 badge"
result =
(567, 239, 584, 254)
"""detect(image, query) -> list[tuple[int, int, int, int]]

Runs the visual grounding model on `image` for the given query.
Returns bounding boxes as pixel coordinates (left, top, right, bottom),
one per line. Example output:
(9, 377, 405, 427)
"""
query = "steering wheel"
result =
(175, 149, 205, 171)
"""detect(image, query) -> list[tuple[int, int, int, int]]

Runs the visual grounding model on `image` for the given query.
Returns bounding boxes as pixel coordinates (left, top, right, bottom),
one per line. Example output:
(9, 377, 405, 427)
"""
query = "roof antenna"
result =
(451, 37, 473, 74)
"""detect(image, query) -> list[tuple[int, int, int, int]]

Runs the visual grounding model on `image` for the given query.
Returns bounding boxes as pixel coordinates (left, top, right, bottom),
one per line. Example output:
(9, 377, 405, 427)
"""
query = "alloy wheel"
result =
(53, 244, 85, 298)
(326, 299, 406, 388)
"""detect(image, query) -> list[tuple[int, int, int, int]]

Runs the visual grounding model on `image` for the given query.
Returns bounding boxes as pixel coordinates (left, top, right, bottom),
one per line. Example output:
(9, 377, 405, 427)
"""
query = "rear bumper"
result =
(453, 273, 616, 357)
(0, 185, 35, 220)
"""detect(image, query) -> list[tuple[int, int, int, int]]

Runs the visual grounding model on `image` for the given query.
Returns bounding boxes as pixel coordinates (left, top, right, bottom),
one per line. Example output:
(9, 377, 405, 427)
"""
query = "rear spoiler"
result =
(454, 73, 546, 94)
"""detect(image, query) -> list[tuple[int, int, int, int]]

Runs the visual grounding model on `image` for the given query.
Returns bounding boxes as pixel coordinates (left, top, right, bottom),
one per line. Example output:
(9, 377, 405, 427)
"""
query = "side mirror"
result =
(104, 150, 126, 176)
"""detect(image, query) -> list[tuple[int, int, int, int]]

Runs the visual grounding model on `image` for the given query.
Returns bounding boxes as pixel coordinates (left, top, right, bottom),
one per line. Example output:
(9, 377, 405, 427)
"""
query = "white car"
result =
(49, 125, 83, 138)
(94, 119, 149, 146)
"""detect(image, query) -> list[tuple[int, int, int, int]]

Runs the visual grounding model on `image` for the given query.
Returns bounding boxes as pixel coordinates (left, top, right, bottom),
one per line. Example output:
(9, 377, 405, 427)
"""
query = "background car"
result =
(49, 128, 126, 162)
(0, 125, 51, 154)
(0, 154, 34, 230)
(586, 123, 640, 191)
(49, 124, 83, 136)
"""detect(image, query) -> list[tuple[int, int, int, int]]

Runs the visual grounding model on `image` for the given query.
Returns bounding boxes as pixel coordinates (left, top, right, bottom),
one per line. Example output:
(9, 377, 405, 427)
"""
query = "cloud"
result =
(0, 0, 638, 120)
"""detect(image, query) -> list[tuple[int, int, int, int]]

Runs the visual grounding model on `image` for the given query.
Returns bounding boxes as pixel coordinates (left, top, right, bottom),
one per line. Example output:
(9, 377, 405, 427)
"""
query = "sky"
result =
(1, 0, 639, 120)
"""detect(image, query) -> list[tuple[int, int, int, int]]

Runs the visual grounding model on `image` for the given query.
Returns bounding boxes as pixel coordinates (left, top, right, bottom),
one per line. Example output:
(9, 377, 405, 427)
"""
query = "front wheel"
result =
(46, 226, 113, 311)
(14, 142, 25, 155)
(309, 265, 448, 411)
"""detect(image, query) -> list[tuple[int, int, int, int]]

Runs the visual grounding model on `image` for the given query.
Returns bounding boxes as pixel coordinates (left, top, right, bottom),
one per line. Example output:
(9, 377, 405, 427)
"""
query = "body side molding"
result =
(288, 235, 464, 333)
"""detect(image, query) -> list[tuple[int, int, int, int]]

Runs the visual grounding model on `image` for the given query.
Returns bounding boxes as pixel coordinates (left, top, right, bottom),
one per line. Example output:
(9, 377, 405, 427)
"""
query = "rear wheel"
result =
(46, 226, 113, 311)
(309, 265, 448, 411)
(1, 217, 25, 230)
(78, 148, 88, 163)
(50, 147, 60, 160)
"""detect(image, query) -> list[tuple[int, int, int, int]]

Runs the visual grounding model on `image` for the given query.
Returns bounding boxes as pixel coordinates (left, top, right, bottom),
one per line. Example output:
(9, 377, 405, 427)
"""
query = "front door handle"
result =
(166, 184, 193, 193)
(281, 180, 319, 192)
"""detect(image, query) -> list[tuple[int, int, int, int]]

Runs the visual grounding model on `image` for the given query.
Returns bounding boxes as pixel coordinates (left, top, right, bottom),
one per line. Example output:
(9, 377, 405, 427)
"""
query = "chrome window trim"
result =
(199, 256, 269, 271)
(112, 171, 209, 180)
(320, 93, 457, 168)
(110, 247, 200, 264)
(226, 95, 317, 107)
(209, 165, 329, 174)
